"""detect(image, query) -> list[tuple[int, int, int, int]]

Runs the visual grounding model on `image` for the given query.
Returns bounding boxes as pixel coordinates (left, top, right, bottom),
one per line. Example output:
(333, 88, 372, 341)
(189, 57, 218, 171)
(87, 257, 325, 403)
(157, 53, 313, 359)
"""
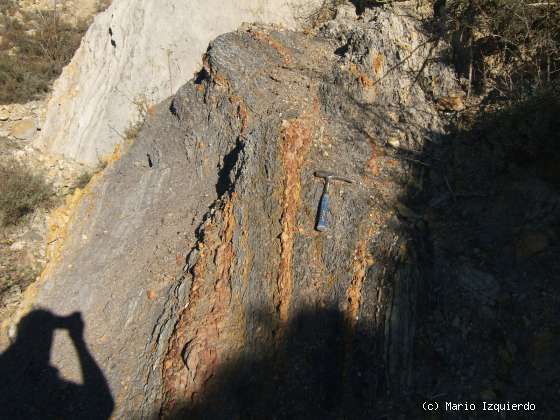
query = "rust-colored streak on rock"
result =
(311, 237, 326, 294)
(347, 234, 375, 329)
(372, 53, 384, 78)
(162, 196, 238, 413)
(202, 53, 231, 88)
(340, 219, 377, 405)
(215, 197, 236, 295)
(161, 237, 209, 412)
(349, 63, 374, 88)
(229, 95, 250, 136)
(196, 83, 206, 94)
(276, 117, 313, 326)
(249, 29, 293, 65)
(359, 74, 374, 88)
(240, 208, 254, 291)
(345, 219, 377, 336)
(366, 139, 384, 177)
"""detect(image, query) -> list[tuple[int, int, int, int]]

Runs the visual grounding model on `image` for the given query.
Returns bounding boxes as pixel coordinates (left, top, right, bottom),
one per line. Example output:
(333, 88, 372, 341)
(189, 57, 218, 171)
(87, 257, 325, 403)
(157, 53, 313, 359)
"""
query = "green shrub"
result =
(0, 158, 54, 225)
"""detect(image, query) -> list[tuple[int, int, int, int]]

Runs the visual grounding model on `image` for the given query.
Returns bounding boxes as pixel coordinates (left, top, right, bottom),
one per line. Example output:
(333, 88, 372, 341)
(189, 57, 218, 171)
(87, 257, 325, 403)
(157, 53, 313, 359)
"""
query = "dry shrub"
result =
(437, 0, 560, 97)
(0, 158, 54, 226)
(95, 0, 113, 13)
(74, 171, 93, 189)
(0, 2, 88, 103)
(121, 94, 151, 141)
(349, 1, 560, 98)
(306, 0, 349, 27)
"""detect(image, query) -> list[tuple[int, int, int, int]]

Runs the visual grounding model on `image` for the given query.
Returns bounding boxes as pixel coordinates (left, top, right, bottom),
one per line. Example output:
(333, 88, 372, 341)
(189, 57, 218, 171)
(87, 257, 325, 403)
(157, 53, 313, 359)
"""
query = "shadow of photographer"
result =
(0, 309, 114, 420)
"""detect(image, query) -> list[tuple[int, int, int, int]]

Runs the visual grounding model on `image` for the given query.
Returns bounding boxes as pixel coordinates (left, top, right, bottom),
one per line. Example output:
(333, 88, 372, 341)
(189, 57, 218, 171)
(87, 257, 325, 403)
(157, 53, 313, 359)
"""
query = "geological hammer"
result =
(314, 170, 353, 232)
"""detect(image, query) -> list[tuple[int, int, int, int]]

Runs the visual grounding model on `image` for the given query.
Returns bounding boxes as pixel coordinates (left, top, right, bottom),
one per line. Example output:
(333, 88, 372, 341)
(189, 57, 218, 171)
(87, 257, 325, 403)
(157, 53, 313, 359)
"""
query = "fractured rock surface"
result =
(2, 3, 559, 419)
(9, 6, 460, 418)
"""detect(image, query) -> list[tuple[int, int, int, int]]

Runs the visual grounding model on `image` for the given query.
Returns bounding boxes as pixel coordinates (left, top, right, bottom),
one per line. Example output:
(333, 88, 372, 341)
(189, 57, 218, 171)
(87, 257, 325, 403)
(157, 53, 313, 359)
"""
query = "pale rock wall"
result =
(35, 0, 321, 165)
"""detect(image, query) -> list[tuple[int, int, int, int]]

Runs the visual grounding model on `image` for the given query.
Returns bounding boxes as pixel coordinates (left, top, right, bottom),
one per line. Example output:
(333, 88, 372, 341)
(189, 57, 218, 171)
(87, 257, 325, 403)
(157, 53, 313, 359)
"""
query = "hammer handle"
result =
(315, 192, 330, 232)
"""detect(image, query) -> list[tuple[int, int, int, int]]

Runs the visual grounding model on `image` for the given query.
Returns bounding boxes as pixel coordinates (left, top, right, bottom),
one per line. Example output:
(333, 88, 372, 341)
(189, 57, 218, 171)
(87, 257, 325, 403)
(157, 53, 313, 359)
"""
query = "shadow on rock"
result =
(158, 308, 405, 420)
(161, 88, 560, 420)
(411, 87, 560, 417)
(0, 309, 114, 420)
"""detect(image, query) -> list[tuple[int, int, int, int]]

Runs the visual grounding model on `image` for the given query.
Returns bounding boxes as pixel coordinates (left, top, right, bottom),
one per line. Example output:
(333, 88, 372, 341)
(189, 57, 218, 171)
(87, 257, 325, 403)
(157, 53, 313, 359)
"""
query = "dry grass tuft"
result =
(0, 157, 54, 226)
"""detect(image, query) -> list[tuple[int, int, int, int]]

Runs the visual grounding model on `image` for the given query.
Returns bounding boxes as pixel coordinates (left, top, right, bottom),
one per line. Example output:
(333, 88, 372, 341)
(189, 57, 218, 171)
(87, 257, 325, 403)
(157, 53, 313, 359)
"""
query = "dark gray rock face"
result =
(158, 13, 452, 417)
(7, 7, 458, 419)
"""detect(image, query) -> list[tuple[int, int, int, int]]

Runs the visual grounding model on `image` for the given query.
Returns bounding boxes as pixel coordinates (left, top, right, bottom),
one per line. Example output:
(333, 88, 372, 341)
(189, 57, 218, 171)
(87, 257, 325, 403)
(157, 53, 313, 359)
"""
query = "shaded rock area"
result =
(2, 3, 558, 420)
(414, 89, 560, 418)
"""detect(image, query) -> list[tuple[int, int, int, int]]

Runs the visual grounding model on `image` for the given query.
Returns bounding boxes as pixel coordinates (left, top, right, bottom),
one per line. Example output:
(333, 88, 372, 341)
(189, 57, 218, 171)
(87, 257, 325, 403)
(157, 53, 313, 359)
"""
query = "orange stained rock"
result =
(347, 219, 377, 329)
(349, 63, 375, 88)
(372, 53, 384, 78)
(249, 29, 293, 66)
(162, 195, 239, 409)
(366, 139, 384, 177)
(229, 95, 250, 135)
(202, 53, 231, 88)
(277, 118, 313, 323)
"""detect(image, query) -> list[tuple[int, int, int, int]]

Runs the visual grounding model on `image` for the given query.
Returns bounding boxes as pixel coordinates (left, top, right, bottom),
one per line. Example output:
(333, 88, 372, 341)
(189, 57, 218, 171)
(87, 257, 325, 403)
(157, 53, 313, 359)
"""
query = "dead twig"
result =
(372, 37, 439, 87)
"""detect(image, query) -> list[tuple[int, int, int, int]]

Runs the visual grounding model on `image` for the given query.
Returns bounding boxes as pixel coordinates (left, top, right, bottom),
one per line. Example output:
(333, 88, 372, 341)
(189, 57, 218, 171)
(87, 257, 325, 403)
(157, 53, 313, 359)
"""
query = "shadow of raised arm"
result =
(0, 309, 114, 420)
(67, 312, 115, 419)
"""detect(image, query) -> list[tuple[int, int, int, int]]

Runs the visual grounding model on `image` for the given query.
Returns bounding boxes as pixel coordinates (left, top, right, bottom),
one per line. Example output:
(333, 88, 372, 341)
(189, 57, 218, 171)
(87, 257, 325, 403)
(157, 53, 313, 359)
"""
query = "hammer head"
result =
(314, 170, 353, 184)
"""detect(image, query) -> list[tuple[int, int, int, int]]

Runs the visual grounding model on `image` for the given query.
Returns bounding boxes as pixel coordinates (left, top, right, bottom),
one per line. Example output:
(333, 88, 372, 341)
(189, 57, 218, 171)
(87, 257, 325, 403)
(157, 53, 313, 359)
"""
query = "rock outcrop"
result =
(35, 0, 321, 165)
(3, 3, 559, 418)
(0, 102, 45, 141)
(3, 4, 463, 418)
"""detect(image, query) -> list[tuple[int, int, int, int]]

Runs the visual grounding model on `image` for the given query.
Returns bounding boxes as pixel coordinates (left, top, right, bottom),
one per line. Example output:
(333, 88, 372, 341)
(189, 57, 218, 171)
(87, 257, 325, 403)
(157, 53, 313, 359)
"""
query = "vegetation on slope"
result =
(0, 156, 54, 227)
(436, 0, 560, 99)
(0, 155, 54, 319)
(0, 0, 88, 103)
